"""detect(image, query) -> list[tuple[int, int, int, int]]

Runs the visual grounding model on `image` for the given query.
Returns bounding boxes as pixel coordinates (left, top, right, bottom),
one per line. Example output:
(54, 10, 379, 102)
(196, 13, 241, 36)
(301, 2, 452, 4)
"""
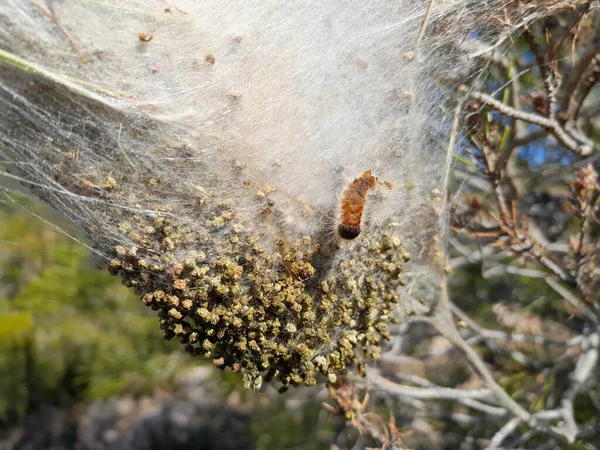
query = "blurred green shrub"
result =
(0, 203, 187, 427)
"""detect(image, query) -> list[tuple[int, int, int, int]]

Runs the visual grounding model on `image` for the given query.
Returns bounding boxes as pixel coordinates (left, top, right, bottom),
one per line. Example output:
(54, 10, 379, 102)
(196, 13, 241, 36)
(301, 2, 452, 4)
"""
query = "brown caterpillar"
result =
(338, 170, 377, 239)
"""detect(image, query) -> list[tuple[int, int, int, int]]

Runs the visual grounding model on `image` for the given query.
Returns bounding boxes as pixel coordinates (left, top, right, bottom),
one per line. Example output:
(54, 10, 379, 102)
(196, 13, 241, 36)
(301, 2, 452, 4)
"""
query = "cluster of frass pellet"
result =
(108, 204, 409, 391)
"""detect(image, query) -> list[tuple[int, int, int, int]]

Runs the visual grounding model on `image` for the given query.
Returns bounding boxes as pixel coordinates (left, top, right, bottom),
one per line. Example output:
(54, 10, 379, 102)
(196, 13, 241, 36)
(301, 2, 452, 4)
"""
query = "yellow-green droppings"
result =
(109, 216, 407, 390)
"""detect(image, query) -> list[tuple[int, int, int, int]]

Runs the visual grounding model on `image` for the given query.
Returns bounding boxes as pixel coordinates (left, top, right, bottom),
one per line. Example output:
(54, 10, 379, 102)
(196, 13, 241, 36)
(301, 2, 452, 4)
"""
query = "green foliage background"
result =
(0, 202, 188, 426)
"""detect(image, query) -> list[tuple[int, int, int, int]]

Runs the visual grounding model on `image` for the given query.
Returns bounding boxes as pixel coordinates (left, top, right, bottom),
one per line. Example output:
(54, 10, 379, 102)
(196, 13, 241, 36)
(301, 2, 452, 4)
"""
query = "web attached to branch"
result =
(0, 0, 551, 389)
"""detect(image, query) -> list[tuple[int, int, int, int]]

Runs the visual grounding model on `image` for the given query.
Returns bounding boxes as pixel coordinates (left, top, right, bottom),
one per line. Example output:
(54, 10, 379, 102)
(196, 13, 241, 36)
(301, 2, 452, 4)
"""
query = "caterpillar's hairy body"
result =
(338, 170, 377, 239)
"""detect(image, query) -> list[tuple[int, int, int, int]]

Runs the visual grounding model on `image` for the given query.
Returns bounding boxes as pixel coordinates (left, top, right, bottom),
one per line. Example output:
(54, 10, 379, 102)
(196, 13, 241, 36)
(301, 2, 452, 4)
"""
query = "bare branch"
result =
(430, 286, 591, 443)
(451, 302, 580, 347)
(559, 331, 600, 441)
(370, 373, 494, 401)
(468, 90, 594, 156)
(545, 277, 600, 325)
(487, 417, 521, 450)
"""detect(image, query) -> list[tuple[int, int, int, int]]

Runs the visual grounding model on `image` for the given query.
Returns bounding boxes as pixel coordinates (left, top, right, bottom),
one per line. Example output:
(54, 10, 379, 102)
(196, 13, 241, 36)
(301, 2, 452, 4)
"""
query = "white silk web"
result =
(0, 0, 557, 387)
